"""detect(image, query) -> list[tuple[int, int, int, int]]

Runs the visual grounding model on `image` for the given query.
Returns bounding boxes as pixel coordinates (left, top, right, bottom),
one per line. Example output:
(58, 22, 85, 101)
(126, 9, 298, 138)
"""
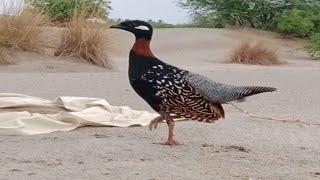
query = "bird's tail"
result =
(242, 86, 276, 97)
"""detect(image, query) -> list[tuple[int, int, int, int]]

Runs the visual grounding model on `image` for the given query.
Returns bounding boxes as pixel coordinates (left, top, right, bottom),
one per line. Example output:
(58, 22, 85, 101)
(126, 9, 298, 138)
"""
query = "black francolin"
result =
(111, 20, 276, 145)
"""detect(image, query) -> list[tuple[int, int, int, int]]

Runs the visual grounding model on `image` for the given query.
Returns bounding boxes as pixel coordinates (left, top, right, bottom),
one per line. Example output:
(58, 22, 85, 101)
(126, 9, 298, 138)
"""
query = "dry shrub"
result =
(0, 9, 49, 52)
(230, 41, 282, 65)
(55, 16, 111, 68)
(0, 48, 11, 64)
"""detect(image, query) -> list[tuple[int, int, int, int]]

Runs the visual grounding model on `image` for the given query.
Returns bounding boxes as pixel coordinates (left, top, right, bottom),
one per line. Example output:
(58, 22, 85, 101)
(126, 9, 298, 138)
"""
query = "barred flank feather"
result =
(142, 64, 225, 122)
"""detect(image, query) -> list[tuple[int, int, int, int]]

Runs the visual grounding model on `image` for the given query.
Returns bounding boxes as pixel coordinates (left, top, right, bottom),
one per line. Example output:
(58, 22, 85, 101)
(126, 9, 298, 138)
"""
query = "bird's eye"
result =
(134, 26, 149, 31)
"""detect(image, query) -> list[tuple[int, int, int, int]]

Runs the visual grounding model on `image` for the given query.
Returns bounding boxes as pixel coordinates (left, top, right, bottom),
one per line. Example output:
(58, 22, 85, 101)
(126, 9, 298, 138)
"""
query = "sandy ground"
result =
(0, 28, 320, 180)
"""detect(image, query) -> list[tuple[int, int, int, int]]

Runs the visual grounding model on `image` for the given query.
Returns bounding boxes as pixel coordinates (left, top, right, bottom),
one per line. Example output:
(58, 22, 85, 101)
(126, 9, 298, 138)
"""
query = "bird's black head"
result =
(110, 20, 153, 40)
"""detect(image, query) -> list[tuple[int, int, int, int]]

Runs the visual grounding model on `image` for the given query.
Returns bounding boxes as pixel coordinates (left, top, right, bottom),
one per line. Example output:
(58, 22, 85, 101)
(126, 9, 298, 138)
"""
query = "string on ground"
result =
(228, 103, 320, 127)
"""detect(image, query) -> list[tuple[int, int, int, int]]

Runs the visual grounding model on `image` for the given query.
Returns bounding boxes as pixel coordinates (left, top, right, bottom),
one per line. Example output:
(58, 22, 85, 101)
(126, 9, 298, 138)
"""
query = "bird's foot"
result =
(161, 140, 181, 146)
(149, 116, 164, 131)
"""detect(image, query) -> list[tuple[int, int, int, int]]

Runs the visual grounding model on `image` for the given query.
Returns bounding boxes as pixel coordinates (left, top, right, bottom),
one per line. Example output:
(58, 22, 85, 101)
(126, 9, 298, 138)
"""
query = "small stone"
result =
(202, 143, 209, 147)
(10, 169, 22, 172)
(93, 133, 108, 138)
(27, 172, 37, 176)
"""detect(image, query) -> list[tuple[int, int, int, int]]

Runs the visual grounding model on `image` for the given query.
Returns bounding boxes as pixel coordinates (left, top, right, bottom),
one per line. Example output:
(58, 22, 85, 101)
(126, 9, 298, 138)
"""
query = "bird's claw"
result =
(149, 116, 164, 131)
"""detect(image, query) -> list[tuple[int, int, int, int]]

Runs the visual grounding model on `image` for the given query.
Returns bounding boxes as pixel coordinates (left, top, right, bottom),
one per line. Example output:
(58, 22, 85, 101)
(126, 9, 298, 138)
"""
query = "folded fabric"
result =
(0, 93, 157, 135)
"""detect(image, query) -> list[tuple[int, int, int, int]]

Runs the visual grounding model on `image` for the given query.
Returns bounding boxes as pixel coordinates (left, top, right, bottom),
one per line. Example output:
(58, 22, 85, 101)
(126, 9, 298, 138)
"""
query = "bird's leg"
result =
(162, 115, 180, 146)
(149, 115, 164, 131)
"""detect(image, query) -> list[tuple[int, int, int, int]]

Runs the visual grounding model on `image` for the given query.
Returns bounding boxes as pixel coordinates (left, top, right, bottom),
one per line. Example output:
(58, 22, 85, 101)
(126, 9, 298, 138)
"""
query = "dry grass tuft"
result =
(55, 16, 111, 68)
(0, 9, 49, 52)
(0, 48, 11, 64)
(230, 41, 282, 65)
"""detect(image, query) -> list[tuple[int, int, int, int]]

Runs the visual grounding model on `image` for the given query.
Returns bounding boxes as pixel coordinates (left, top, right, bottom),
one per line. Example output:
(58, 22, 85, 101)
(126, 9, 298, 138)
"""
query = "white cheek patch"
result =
(134, 25, 149, 31)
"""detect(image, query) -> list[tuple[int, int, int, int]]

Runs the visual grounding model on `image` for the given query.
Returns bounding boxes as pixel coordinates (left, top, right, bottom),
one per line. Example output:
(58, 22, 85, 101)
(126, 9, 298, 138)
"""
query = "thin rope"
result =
(228, 103, 320, 127)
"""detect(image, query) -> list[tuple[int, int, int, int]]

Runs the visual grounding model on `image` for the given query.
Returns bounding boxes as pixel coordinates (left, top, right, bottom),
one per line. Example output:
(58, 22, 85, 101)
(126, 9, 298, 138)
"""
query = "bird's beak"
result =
(110, 24, 126, 30)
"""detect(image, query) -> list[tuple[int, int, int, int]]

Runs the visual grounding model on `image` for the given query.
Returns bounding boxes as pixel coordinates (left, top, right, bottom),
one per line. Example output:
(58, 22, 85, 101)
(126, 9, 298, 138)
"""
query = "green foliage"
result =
(180, 0, 320, 31)
(147, 20, 175, 28)
(277, 9, 315, 37)
(306, 33, 320, 59)
(191, 13, 225, 28)
(28, 0, 110, 22)
(275, 0, 320, 36)
(313, 15, 320, 33)
(146, 20, 195, 29)
(180, 0, 294, 29)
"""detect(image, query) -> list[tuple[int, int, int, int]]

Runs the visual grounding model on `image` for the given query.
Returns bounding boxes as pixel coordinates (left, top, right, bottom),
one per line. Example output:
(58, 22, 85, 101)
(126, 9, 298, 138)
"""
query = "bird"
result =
(111, 20, 276, 145)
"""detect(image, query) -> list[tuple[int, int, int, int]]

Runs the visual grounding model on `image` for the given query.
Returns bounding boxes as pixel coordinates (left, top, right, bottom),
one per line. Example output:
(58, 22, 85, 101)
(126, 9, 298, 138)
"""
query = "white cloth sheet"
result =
(0, 93, 157, 135)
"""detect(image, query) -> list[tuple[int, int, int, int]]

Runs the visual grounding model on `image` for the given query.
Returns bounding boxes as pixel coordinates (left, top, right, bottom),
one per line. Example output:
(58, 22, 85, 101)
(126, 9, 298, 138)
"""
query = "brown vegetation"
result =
(0, 8, 49, 64)
(0, 48, 11, 64)
(0, 9, 48, 52)
(54, 16, 111, 68)
(230, 41, 282, 65)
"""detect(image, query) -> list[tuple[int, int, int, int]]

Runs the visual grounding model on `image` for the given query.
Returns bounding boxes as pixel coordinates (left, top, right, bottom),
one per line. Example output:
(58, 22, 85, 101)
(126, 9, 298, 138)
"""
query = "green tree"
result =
(277, 9, 315, 37)
(180, 0, 294, 28)
(275, 0, 320, 36)
(306, 33, 320, 59)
